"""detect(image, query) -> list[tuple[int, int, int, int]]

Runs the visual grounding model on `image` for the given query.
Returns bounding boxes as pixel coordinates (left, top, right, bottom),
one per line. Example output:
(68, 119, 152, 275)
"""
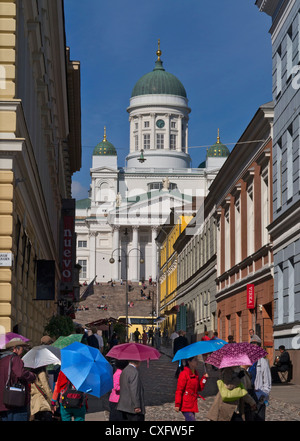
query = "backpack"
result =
(61, 381, 85, 409)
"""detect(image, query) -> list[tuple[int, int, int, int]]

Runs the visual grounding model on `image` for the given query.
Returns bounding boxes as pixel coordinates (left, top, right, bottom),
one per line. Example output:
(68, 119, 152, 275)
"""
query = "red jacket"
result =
(175, 367, 206, 413)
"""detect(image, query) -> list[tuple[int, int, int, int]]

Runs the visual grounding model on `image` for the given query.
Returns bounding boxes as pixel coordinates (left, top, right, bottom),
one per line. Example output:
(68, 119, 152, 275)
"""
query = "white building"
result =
(75, 44, 229, 284)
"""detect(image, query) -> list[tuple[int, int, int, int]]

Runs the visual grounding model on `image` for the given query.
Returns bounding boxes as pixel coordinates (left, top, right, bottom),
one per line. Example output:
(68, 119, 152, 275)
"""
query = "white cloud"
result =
(72, 180, 89, 200)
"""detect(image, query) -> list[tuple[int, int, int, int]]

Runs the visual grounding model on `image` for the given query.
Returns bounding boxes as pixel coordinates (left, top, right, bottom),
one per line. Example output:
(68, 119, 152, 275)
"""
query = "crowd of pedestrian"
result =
(0, 326, 293, 422)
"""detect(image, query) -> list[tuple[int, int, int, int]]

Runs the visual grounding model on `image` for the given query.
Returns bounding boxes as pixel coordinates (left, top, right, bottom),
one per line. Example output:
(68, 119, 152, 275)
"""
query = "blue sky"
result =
(64, 0, 273, 200)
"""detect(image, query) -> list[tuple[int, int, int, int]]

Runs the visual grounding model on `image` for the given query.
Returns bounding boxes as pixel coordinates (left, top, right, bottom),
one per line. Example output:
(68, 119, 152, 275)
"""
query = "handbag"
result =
(61, 381, 85, 409)
(2, 355, 26, 408)
(217, 379, 248, 402)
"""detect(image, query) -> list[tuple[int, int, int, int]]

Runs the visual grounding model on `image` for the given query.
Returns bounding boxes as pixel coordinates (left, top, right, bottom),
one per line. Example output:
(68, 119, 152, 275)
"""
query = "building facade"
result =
(213, 102, 274, 361)
(256, 0, 300, 379)
(0, 0, 81, 343)
(75, 45, 228, 288)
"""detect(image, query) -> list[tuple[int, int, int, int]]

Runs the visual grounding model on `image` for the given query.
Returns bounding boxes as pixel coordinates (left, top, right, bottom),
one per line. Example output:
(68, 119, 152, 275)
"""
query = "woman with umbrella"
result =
(205, 342, 267, 421)
(175, 356, 208, 421)
(206, 365, 257, 421)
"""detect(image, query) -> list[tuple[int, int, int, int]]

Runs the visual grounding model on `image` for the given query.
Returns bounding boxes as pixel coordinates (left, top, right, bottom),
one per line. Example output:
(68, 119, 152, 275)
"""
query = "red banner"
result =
(61, 216, 74, 283)
(247, 284, 255, 309)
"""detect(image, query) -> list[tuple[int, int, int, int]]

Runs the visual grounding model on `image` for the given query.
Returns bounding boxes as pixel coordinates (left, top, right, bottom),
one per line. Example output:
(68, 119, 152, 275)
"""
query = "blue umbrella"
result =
(61, 342, 113, 398)
(172, 339, 228, 364)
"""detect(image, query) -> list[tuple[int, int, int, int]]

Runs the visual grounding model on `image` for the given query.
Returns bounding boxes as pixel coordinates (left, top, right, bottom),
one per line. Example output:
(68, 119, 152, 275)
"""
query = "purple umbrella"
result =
(0, 332, 30, 349)
(205, 342, 268, 369)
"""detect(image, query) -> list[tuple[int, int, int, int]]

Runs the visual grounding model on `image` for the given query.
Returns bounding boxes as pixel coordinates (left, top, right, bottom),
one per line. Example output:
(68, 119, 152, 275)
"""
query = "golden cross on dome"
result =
(216, 128, 220, 144)
(156, 39, 162, 60)
(103, 126, 107, 142)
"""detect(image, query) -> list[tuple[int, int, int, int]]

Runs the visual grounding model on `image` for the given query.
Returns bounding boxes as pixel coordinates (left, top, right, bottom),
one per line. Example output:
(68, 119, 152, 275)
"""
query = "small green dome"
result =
(93, 128, 117, 156)
(131, 47, 187, 98)
(207, 130, 230, 158)
(198, 160, 206, 168)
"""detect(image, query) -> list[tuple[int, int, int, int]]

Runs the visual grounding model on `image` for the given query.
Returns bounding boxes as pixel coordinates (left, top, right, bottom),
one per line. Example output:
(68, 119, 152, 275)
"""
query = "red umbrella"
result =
(106, 342, 161, 366)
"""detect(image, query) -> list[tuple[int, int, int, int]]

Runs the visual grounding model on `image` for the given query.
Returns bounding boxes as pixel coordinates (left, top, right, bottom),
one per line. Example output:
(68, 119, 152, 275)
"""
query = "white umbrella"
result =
(22, 345, 61, 369)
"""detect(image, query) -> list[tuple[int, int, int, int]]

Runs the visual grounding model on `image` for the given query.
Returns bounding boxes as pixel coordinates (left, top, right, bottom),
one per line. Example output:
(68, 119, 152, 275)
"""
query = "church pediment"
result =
(107, 189, 193, 223)
(90, 166, 119, 174)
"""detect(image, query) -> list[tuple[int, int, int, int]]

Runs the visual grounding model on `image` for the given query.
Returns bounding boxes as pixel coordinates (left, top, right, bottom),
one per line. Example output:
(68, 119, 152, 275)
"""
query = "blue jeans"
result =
(60, 404, 86, 421)
(0, 406, 28, 421)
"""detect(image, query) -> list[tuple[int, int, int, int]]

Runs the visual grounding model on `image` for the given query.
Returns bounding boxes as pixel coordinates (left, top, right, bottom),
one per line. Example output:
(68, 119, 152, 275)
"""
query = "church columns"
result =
(130, 226, 139, 281)
(165, 114, 170, 150)
(138, 115, 142, 151)
(112, 225, 120, 280)
(177, 115, 183, 152)
(150, 113, 155, 149)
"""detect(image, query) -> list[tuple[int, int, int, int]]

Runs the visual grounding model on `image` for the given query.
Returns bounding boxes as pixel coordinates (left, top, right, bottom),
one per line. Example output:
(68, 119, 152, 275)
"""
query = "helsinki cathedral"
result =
(75, 42, 229, 284)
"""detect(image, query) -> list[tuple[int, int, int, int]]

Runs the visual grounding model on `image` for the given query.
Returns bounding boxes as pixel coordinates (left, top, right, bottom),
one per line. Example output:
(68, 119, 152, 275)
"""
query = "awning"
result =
(164, 305, 179, 315)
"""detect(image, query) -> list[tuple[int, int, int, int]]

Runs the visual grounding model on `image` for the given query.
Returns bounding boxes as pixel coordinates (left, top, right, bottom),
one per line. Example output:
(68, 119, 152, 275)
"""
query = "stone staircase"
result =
(74, 281, 157, 327)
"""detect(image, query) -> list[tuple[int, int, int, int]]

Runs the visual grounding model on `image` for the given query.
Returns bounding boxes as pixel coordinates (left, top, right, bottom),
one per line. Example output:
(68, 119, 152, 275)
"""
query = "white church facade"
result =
(75, 44, 230, 284)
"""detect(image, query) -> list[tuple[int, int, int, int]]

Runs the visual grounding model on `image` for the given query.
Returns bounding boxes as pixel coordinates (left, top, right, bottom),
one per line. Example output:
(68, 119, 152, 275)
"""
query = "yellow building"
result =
(157, 208, 194, 335)
(0, 1, 81, 343)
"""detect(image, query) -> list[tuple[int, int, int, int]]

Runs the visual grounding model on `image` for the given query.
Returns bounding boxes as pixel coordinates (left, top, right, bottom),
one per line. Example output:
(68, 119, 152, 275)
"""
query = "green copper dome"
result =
(93, 128, 117, 156)
(207, 130, 230, 158)
(131, 44, 187, 98)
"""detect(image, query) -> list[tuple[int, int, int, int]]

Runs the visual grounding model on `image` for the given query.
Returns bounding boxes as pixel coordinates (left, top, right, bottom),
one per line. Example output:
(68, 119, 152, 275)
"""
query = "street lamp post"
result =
(109, 247, 144, 342)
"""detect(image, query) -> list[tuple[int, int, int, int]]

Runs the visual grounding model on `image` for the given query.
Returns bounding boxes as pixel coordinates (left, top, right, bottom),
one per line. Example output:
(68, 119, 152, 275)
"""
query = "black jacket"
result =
(173, 336, 188, 355)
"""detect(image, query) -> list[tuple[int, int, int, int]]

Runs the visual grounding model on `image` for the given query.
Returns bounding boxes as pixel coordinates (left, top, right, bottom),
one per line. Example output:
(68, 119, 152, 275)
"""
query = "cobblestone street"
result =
(87, 350, 300, 422)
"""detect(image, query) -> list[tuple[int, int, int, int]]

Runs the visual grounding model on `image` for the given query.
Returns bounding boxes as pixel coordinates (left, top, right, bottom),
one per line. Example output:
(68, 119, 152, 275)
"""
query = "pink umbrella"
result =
(106, 342, 161, 366)
(0, 332, 30, 349)
(205, 342, 268, 369)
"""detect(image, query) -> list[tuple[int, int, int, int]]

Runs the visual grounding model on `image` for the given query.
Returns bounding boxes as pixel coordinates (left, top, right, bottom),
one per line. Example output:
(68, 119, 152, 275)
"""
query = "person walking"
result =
(173, 330, 188, 378)
(206, 366, 256, 421)
(201, 331, 210, 341)
(142, 330, 148, 345)
(108, 360, 128, 421)
(87, 327, 100, 350)
(246, 336, 271, 420)
(175, 356, 208, 421)
(148, 328, 154, 346)
(155, 329, 161, 350)
(0, 339, 36, 421)
(30, 366, 53, 421)
(109, 333, 119, 350)
(51, 370, 87, 421)
(117, 360, 145, 421)
(133, 328, 141, 343)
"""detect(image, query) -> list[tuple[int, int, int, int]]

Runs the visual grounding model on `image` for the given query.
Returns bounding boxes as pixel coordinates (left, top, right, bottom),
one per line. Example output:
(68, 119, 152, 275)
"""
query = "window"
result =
(156, 133, 164, 149)
(288, 258, 295, 322)
(170, 134, 176, 150)
(171, 121, 176, 128)
(247, 182, 254, 255)
(287, 126, 293, 201)
(135, 135, 138, 151)
(235, 196, 241, 264)
(276, 138, 282, 209)
(135, 122, 138, 130)
(144, 121, 149, 128)
(78, 240, 87, 248)
(261, 166, 270, 245)
(78, 259, 87, 279)
(224, 208, 230, 271)
(286, 26, 293, 81)
(143, 134, 150, 149)
(277, 263, 283, 323)
(276, 45, 282, 97)
(148, 182, 162, 190)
